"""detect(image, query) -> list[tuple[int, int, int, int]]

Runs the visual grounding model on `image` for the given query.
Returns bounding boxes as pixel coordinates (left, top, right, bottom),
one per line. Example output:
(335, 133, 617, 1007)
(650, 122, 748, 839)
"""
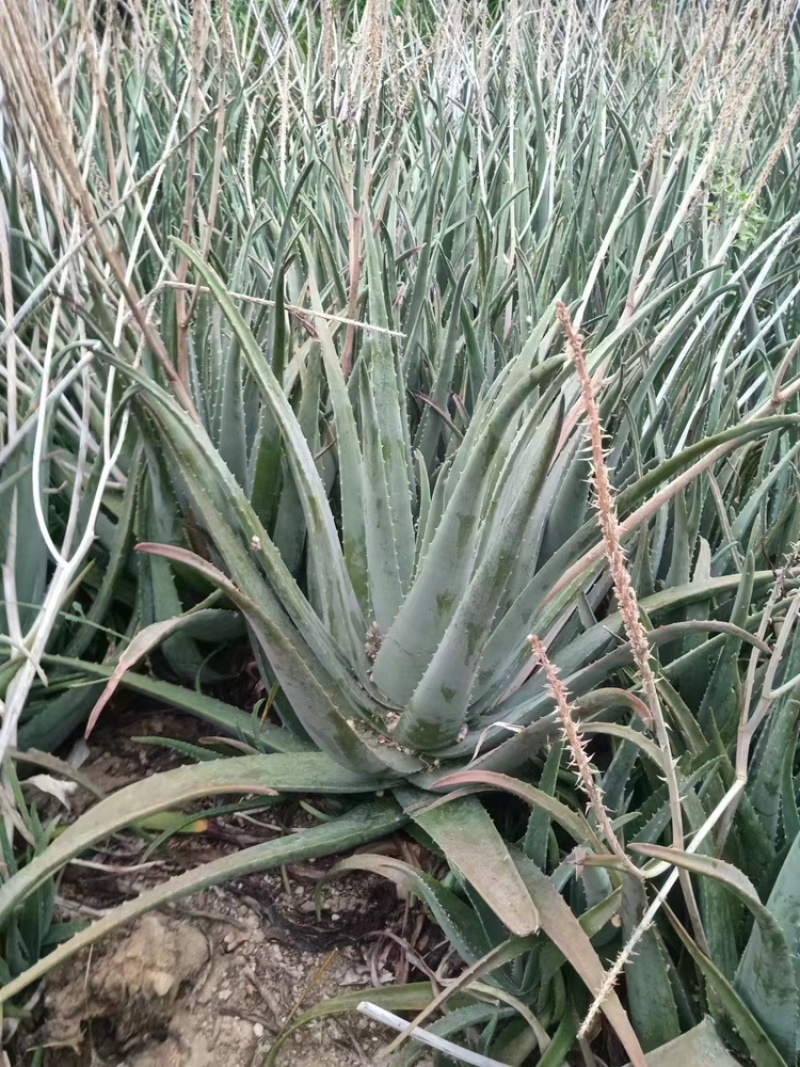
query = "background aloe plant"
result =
(2, 0, 800, 1063)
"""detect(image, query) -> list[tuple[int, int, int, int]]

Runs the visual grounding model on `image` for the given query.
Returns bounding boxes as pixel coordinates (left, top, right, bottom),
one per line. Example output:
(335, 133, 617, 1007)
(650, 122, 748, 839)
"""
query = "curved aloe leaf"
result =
(395, 397, 563, 750)
(136, 443, 210, 683)
(431, 770, 601, 851)
(0, 797, 405, 1004)
(511, 850, 646, 1067)
(84, 599, 224, 736)
(415, 268, 470, 469)
(371, 361, 563, 706)
(171, 238, 366, 663)
(0, 752, 387, 929)
(309, 276, 369, 613)
(137, 543, 416, 776)
(748, 695, 800, 845)
(736, 829, 800, 1053)
(125, 367, 358, 684)
(621, 874, 681, 1051)
(263, 983, 440, 1067)
(398, 788, 540, 937)
(357, 364, 409, 630)
(623, 1018, 746, 1067)
(42, 653, 309, 753)
(632, 844, 798, 1062)
(666, 906, 787, 1067)
(523, 737, 564, 868)
(362, 222, 416, 621)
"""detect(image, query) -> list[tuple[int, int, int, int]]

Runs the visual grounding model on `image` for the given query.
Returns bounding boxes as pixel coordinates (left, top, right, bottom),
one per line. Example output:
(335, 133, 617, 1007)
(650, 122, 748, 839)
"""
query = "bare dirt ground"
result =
(10, 707, 442, 1067)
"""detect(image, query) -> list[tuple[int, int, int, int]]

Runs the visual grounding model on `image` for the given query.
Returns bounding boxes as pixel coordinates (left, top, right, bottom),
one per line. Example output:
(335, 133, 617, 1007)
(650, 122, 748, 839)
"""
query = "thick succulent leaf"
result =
(171, 239, 365, 661)
(0, 445, 47, 638)
(682, 550, 754, 707)
(520, 1011, 579, 1067)
(524, 740, 564, 867)
(731, 440, 800, 546)
(414, 452, 450, 571)
(362, 223, 417, 610)
(262, 983, 441, 1067)
(664, 489, 691, 589)
(135, 445, 210, 682)
(630, 762, 723, 850)
(632, 845, 798, 1062)
(42, 653, 309, 753)
(697, 641, 741, 743)
(537, 433, 591, 566)
(331, 853, 496, 966)
(130, 372, 359, 681)
(748, 615, 800, 844)
(0, 797, 405, 1004)
(601, 728, 649, 819)
(666, 907, 787, 1067)
(272, 349, 319, 578)
(622, 1018, 747, 1067)
(414, 268, 470, 469)
(736, 829, 800, 1052)
(0, 752, 387, 932)
(137, 543, 417, 777)
(725, 784, 777, 897)
(584, 717, 664, 763)
(670, 782, 746, 982)
(309, 276, 369, 614)
(397, 788, 540, 937)
(781, 742, 800, 847)
(395, 398, 563, 750)
(433, 769, 601, 849)
(748, 696, 800, 846)
(16, 683, 106, 755)
(401, 156, 439, 380)
(212, 317, 249, 490)
(621, 874, 681, 1051)
(510, 850, 646, 1067)
(655, 678, 708, 756)
(65, 445, 142, 662)
(536, 889, 625, 986)
(371, 363, 562, 706)
(357, 365, 408, 630)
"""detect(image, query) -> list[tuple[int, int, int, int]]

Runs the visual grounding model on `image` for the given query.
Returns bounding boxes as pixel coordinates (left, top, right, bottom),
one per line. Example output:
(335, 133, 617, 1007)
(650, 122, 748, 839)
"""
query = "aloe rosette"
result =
(4, 232, 800, 1063)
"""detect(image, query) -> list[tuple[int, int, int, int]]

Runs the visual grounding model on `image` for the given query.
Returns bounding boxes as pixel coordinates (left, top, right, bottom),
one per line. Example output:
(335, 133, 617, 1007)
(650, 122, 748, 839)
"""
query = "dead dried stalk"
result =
(556, 300, 708, 1032)
(529, 636, 642, 878)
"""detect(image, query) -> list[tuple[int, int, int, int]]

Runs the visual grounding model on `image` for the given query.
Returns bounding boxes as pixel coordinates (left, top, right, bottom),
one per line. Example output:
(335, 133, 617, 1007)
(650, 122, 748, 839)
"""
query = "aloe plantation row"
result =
(2, 0, 800, 1062)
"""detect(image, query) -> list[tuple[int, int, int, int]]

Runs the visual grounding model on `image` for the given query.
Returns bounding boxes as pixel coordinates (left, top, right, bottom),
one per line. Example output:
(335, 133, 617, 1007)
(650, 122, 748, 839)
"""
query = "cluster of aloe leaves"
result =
(3, 0, 800, 1063)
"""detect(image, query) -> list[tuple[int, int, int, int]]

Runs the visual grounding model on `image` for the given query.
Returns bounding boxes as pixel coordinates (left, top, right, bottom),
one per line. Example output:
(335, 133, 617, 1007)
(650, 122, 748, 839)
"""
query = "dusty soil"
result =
(37, 896, 402, 1067)
(10, 708, 443, 1067)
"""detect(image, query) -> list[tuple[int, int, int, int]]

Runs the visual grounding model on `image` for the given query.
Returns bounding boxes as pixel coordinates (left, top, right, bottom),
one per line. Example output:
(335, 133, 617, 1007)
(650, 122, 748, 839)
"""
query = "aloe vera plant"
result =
(3, 257, 799, 1064)
(3, 0, 800, 1063)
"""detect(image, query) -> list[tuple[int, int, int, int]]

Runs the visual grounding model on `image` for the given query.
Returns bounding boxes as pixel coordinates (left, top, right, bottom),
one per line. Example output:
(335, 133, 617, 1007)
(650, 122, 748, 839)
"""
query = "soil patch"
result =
(36, 890, 404, 1067)
(10, 708, 442, 1066)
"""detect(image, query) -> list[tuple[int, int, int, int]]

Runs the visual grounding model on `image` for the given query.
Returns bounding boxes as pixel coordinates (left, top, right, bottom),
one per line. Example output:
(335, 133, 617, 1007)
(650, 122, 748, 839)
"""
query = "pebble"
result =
(253, 1022, 265, 1038)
